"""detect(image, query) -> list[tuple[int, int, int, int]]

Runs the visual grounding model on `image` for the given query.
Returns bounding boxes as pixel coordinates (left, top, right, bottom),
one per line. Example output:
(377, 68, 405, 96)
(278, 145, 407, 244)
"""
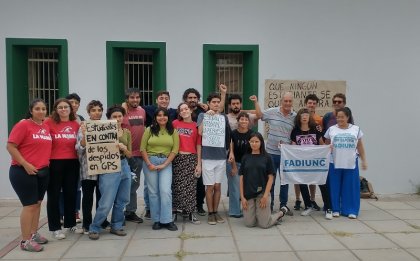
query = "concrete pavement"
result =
(0, 194, 420, 260)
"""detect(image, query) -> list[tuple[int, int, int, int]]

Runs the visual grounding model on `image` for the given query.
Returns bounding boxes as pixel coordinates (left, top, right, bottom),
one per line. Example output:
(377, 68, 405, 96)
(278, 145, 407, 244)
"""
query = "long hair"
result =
(294, 108, 316, 130)
(25, 98, 46, 119)
(247, 132, 268, 155)
(150, 108, 174, 136)
(336, 107, 354, 124)
(50, 98, 76, 123)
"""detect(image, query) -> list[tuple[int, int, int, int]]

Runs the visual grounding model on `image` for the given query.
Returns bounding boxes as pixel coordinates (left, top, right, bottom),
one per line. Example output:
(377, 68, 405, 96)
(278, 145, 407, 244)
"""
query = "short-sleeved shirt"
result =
(45, 119, 79, 159)
(197, 113, 230, 160)
(172, 120, 201, 154)
(191, 106, 206, 123)
(324, 124, 363, 169)
(239, 153, 274, 200)
(290, 127, 322, 146)
(122, 106, 146, 157)
(8, 119, 52, 169)
(140, 127, 179, 156)
(227, 113, 257, 131)
(262, 107, 296, 155)
(231, 129, 253, 163)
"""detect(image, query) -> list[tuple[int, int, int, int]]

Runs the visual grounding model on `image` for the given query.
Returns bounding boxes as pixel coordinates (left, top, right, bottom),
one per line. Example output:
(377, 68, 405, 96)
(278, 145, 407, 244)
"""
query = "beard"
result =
(188, 101, 197, 108)
(231, 107, 241, 114)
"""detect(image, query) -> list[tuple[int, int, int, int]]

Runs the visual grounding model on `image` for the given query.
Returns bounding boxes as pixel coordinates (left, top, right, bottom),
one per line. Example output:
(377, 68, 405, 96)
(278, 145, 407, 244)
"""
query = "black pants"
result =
(47, 159, 79, 231)
(196, 175, 205, 209)
(300, 184, 331, 210)
(81, 179, 101, 230)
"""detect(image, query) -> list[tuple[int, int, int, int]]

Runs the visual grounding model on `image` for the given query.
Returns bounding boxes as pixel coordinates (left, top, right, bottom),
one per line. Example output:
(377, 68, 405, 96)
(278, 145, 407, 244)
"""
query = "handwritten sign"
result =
(85, 120, 121, 175)
(264, 80, 346, 116)
(202, 114, 226, 148)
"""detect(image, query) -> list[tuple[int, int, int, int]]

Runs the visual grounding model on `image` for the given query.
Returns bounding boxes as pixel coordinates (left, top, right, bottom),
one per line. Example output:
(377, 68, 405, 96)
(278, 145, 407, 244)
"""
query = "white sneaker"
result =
(301, 207, 315, 216)
(348, 214, 357, 219)
(325, 210, 333, 220)
(332, 212, 340, 217)
(67, 226, 84, 234)
(52, 230, 66, 240)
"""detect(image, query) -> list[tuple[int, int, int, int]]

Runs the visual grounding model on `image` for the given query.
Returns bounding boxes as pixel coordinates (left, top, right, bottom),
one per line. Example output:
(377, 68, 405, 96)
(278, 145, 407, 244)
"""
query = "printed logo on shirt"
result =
(54, 126, 77, 139)
(128, 115, 144, 126)
(33, 128, 52, 140)
(296, 134, 317, 145)
(177, 127, 192, 136)
(333, 133, 357, 149)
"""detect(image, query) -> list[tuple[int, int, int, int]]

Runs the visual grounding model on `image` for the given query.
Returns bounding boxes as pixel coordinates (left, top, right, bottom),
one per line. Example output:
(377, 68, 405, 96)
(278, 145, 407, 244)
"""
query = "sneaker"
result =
(67, 226, 84, 234)
(81, 228, 89, 235)
(144, 210, 151, 220)
(110, 228, 127, 236)
(20, 240, 43, 252)
(152, 222, 162, 230)
(125, 212, 143, 223)
(101, 220, 111, 230)
(332, 212, 340, 217)
(293, 200, 302, 210)
(88, 231, 99, 240)
(189, 213, 201, 225)
(60, 217, 64, 225)
(214, 213, 225, 223)
(52, 230, 66, 240)
(311, 201, 321, 211)
(325, 210, 333, 220)
(301, 207, 315, 216)
(31, 232, 48, 244)
(207, 214, 217, 225)
(197, 206, 206, 216)
(164, 222, 178, 231)
(348, 214, 357, 219)
(75, 212, 82, 223)
(281, 206, 293, 216)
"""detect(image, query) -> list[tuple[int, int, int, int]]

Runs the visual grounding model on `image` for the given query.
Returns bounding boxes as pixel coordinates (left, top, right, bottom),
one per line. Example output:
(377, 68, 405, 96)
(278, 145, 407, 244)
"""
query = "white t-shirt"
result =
(324, 124, 363, 169)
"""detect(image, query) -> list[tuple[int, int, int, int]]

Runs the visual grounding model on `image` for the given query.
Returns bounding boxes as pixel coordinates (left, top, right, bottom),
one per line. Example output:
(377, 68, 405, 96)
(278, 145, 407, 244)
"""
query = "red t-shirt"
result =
(45, 118, 79, 159)
(172, 120, 201, 154)
(122, 107, 146, 157)
(8, 119, 52, 169)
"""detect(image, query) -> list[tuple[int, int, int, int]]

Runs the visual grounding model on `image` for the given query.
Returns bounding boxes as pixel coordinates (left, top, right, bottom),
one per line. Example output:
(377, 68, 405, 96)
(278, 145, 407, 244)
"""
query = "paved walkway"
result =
(0, 195, 420, 260)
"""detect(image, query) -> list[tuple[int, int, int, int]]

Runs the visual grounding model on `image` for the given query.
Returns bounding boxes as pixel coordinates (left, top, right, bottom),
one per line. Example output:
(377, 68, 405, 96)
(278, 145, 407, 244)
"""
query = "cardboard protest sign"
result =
(264, 80, 346, 116)
(202, 114, 225, 148)
(85, 120, 121, 175)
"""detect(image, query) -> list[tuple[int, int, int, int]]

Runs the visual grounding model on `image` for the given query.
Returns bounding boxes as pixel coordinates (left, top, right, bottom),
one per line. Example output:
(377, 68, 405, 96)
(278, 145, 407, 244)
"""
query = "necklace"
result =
(29, 118, 43, 126)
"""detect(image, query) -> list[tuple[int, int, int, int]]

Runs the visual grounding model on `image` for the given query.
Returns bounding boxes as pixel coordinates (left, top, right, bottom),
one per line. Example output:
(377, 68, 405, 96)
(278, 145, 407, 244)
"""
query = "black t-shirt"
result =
(239, 153, 274, 200)
(290, 127, 322, 145)
(231, 129, 253, 163)
(191, 106, 206, 122)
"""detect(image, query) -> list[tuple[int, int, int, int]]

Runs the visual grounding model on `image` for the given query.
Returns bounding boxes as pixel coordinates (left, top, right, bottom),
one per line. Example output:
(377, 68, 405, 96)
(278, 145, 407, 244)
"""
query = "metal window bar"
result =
(216, 53, 243, 110)
(124, 50, 154, 106)
(28, 48, 59, 115)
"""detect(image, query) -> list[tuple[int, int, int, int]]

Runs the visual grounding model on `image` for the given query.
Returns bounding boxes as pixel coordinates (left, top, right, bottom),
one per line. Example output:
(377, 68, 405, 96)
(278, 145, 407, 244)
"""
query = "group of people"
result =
(7, 85, 367, 252)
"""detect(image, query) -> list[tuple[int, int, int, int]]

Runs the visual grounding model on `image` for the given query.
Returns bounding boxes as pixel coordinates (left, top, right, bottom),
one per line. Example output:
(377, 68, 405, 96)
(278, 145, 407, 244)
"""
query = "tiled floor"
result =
(0, 195, 419, 260)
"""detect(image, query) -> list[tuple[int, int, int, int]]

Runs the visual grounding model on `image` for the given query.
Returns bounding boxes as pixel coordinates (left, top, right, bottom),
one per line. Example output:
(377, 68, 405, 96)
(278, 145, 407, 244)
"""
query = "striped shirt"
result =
(262, 107, 296, 155)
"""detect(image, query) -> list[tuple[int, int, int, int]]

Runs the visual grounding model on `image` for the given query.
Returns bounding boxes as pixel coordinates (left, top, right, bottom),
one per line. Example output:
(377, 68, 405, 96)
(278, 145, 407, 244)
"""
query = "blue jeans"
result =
(226, 162, 241, 216)
(143, 156, 173, 224)
(126, 156, 149, 213)
(269, 153, 289, 211)
(89, 159, 131, 233)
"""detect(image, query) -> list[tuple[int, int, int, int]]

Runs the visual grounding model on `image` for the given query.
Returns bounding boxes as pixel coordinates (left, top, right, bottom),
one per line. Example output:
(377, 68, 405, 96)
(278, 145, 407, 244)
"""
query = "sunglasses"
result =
(332, 100, 343, 104)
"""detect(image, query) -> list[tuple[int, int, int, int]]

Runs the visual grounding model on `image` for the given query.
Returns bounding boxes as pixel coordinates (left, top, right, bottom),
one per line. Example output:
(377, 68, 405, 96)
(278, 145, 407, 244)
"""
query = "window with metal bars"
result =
(124, 49, 154, 106)
(28, 48, 59, 114)
(215, 53, 243, 111)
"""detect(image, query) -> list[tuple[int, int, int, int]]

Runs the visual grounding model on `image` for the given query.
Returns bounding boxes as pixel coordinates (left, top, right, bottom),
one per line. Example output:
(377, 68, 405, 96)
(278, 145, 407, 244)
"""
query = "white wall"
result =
(1, 0, 419, 198)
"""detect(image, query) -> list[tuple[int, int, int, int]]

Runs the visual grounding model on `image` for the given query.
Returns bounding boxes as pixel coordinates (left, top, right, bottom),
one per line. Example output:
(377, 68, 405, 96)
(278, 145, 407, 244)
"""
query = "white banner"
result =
(280, 145, 331, 185)
(202, 114, 225, 148)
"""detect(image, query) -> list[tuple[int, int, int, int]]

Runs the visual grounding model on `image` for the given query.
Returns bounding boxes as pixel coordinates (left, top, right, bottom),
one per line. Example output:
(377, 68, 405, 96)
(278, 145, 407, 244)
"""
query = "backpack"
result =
(360, 176, 378, 200)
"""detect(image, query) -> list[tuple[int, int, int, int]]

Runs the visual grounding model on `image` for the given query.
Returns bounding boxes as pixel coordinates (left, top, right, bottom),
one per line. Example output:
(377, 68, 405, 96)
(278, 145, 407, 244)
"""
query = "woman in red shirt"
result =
(172, 102, 202, 224)
(44, 98, 81, 239)
(7, 99, 52, 252)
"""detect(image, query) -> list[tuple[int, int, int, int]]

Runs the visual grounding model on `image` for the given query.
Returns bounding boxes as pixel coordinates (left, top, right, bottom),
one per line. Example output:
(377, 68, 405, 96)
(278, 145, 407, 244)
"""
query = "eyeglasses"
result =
(332, 100, 343, 104)
(57, 106, 70, 110)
